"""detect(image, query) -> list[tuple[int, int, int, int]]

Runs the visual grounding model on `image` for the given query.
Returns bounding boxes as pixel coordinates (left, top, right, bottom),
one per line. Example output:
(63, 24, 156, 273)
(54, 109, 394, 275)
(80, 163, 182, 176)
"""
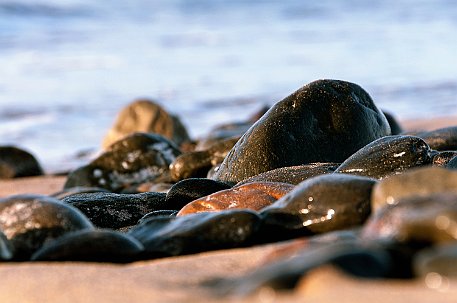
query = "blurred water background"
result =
(0, 0, 456, 173)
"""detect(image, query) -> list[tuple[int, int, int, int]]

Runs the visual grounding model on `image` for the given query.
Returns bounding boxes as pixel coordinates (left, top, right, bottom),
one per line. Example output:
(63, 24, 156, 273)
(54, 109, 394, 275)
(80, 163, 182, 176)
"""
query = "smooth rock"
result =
(412, 126, 457, 151)
(177, 182, 294, 216)
(213, 79, 391, 184)
(0, 194, 93, 260)
(433, 151, 457, 167)
(414, 243, 457, 279)
(31, 229, 144, 263)
(51, 186, 111, 200)
(0, 146, 43, 179)
(236, 163, 339, 186)
(170, 136, 239, 182)
(260, 174, 376, 235)
(165, 178, 231, 210)
(128, 209, 261, 257)
(447, 156, 457, 169)
(0, 230, 13, 261)
(62, 192, 167, 230)
(382, 111, 403, 135)
(138, 210, 178, 225)
(335, 135, 432, 179)
(371, 167, 457, 212)
(361, 193, 457, 247)
(65, 133, 181, 192)
(102, 99, 190, 149)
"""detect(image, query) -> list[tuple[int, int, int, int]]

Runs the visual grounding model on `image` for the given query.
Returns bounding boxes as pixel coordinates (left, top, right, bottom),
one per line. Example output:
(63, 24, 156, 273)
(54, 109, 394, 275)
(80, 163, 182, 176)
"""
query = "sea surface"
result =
(0, 0, 456, 173)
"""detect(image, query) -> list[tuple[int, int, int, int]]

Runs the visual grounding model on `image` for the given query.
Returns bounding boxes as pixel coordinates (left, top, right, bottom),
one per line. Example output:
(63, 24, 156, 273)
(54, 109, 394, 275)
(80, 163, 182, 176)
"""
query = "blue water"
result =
(0, 0, 456, 172)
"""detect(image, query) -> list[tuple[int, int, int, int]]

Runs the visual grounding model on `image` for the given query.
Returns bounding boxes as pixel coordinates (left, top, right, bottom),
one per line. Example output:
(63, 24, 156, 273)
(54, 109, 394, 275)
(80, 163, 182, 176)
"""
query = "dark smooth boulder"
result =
(0, 146, 43, 179)
(0, 230, 13, 261)
(213, 79, 391, 184)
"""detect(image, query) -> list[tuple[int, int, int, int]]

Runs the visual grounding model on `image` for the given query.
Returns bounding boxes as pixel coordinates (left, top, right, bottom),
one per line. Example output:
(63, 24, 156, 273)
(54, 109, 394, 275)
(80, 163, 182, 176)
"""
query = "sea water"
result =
(0, 0, 456, 173)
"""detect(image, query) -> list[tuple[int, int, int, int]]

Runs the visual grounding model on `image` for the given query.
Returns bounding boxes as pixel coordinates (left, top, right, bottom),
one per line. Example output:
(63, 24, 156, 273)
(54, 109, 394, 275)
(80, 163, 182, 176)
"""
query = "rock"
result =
(382, 111, 403, 135)
(165, 178, 231, 210)
(65, 133, 181, 192)
(361, 193, 457, 247)
(371, 167, 457, 212)
(0, 146, 43, 179)
(170, 136, 239, 182)
(177, 182, 295, 216)
(414, 243, 457, 280)
(0, 230, 13, 261)
(130, 182, 173, 194)
(210, 238, 390, 295)
(62, 192, 167, 230)
(102, 99, 190, 149)
(236, 163, 339, 186)
(213, 79, 391, 184)
(411, 126, 457, 151)
(0, 194, 93, 260)
(447, 156, 457, 169)
(432, 151, 457, 167)
(138, 210, 178, 225)
(260, 174, 376, 236)
(128, 210, 261, 257)
(51, 186, 111, 200)
(335, 135, 432, 179)
(31, 229, 144, 263)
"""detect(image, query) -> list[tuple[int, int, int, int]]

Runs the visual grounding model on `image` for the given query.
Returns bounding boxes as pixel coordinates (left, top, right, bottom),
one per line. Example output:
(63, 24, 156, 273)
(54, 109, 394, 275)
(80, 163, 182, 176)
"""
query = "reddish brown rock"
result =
(177, 182, 294, 216)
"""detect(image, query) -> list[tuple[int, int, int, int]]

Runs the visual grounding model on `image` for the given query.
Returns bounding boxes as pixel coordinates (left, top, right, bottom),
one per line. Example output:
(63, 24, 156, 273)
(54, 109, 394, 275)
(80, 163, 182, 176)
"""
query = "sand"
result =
(1, 116, 456, 302)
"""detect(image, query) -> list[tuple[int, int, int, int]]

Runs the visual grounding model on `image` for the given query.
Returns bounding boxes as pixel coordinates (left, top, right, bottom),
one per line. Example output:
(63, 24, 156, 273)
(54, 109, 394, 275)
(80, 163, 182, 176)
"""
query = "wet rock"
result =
(412, 126, 457, 151)
(0, 230, 13, 261)
(236, 163, 339, 186)
(31, 229, 144, 263)
(382, 111, 403, 135)
(260, 174, 376, 236)
(65, 133, 181, 192)
(128, 209, 261, 257)
(62, 192, 167, 230)
(432, 151, 457, 167)
(51, 187, 111, 200)
(213, 79, 391, 184)
(414, 243, 457, 280)
(102, 99, 190, 149)
(335, 135, 432, 179)
(0, 194, 93, 260)
(361, 193, 457, 247)
(371, 167, 457, 212)
(0, 146, 43, 179)
(138, 210, 178, 225)
(209, 238, 390, 295)
(170, 136, 239, 182)
(165, 178, 231, 210)
(447, 156, 457, 169)
(177, 182, 294, 216)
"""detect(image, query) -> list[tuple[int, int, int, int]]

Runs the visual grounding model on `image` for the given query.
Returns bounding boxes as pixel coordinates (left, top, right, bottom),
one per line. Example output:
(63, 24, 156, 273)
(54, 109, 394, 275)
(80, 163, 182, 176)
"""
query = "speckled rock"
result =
(31, 229, 144, 263)
(382, 111, 403, 135)
(414, 243, 457, 280)
(102, 99, 190, 149)
(62, 192, 167, 230)
(411, 126, 457, 151)
(371, 167, 457, 212)
(170, 136, 239, 182)
(165, 178, 231, 210)
(0, 230, 13, 261)
(432, 151, 457, 167)
(0, 146, 43, 179)
(361, 193, 457, 247)
(260, 174, 376, 235)
(335, 135, 432, 179)
(236, 163, 339, 186)
(447, 156, 457, 169)
(213, 79, 391, 184)
(177, 182, 294, 216)
(65, 133, 181, 192)
(128, 209, 261, 257)
(0, 194, 93, 260)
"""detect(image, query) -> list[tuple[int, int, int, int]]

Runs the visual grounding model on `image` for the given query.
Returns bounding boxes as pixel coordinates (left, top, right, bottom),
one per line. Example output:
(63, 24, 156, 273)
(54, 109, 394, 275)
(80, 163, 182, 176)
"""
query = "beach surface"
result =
(1, 116, 456, 302)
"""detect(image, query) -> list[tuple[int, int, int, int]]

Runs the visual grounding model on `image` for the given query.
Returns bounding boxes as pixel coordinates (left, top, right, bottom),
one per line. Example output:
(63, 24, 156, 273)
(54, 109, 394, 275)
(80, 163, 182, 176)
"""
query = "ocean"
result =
(0, 0, 456, 173)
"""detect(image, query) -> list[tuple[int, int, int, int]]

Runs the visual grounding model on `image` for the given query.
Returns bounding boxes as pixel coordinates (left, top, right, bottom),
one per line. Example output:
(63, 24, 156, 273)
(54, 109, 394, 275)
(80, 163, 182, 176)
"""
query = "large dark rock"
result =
(62, 192, 167, 230)
(0, 146, 43, 179)
(0, 194, 93, 260)
(65, 133, 181, 192)
(213, 80, 391, 184)
(0, 230, 13, 261)
(31, 229, 144, 263)
(409, 126, 457, 151)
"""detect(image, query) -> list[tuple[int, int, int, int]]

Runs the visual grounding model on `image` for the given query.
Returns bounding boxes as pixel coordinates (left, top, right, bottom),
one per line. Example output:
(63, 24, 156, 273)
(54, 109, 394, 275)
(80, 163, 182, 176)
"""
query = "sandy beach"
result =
(0, 116, 456, 302)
